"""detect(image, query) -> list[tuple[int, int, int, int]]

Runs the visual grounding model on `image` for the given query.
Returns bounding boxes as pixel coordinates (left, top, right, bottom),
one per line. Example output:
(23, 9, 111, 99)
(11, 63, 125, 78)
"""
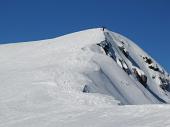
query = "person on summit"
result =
(102, 26, 106, 31)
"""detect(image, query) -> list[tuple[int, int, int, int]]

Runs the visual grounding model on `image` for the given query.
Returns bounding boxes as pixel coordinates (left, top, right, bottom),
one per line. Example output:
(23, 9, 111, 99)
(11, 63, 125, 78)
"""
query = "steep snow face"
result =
(0, 28, 170, 127)
(107, 30, 170, 103)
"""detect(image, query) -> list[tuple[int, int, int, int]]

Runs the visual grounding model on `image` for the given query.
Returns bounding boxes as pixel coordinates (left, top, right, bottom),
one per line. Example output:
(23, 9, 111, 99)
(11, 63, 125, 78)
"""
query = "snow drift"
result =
(0, 28, 170, 127)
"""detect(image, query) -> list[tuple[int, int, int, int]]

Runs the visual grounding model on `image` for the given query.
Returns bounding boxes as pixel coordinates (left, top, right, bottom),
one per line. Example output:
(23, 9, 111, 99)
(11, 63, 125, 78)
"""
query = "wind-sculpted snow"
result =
(0, 28, 170, 127)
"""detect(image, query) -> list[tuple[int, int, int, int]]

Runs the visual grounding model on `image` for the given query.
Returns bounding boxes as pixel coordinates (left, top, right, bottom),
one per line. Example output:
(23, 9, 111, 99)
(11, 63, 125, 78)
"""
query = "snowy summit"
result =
(0, 28, 170, 127)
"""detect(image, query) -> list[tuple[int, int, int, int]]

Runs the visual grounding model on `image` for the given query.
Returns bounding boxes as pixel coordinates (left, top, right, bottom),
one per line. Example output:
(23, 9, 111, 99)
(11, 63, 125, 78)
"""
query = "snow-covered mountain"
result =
(0, 28, 170, 127)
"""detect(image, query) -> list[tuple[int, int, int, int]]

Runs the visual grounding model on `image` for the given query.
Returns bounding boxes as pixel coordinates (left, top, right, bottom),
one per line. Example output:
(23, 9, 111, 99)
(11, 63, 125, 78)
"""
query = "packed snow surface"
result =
(0, 28, 170, 127)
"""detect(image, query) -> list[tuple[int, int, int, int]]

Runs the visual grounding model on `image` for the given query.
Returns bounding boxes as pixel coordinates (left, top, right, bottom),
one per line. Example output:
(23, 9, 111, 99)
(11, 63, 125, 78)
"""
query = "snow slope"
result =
(0, 28, 170, 127)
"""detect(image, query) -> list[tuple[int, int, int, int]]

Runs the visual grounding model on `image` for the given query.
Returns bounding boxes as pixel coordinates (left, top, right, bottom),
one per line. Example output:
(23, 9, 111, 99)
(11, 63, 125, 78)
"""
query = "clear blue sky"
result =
(0, 0, 170, 72)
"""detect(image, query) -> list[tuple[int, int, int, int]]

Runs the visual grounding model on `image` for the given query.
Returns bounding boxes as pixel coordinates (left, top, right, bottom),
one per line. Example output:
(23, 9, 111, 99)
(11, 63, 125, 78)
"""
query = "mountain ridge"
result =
(0, 28, 170, 127)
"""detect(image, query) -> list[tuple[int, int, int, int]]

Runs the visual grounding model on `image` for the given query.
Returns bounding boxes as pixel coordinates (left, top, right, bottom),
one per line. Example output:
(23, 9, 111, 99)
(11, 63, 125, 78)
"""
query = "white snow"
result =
(0, 28, 170, 127)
